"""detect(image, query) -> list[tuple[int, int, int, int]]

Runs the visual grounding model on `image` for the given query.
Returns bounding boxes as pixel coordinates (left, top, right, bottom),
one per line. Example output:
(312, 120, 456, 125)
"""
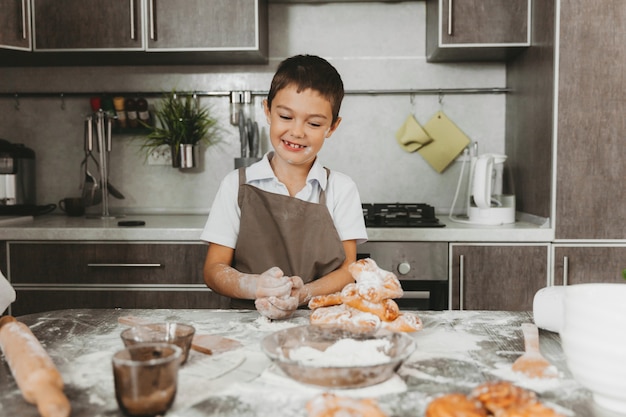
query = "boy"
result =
(201, 55, 367, 319)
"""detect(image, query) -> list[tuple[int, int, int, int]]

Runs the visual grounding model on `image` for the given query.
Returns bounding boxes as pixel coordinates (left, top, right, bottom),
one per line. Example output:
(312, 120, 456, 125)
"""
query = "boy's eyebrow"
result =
(275, 105, 329, 120)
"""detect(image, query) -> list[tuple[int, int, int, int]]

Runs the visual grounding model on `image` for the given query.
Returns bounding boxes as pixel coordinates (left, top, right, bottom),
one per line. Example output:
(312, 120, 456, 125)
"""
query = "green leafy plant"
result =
(141, 90, 219, 158)
(622, 268, 626, 280)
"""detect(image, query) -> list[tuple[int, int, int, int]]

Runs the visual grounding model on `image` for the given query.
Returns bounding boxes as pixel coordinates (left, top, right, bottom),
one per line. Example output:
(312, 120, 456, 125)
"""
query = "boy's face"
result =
(264, 84, 341, 168)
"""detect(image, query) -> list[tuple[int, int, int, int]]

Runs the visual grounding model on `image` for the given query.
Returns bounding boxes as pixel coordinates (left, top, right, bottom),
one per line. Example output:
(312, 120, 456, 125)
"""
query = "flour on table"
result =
(288, 338, 391, 367)
(247, 316, 300, 331)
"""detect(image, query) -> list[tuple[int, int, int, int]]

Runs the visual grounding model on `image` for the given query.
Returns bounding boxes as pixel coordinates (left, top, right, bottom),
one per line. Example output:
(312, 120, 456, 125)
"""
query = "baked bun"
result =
(425, 393, 488, 417)
(306, 393, 387, 417)
(471, 381, 536, 414)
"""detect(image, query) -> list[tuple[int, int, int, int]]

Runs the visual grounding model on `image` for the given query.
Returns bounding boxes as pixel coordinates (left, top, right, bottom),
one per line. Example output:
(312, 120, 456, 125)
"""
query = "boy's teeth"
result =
(286, 141, 304, 149)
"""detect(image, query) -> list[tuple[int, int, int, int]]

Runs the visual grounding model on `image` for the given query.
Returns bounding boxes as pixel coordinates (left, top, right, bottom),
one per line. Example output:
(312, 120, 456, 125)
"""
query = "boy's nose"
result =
(290, 122, 305, 139)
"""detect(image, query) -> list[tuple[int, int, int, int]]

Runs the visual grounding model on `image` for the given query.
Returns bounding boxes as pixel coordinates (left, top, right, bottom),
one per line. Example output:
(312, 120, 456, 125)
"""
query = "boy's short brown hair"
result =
(266, 55, 344, 125)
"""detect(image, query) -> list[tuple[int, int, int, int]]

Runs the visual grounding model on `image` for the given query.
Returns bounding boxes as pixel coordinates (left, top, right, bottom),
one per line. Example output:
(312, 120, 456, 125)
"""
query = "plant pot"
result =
(171, 144, 199, 169)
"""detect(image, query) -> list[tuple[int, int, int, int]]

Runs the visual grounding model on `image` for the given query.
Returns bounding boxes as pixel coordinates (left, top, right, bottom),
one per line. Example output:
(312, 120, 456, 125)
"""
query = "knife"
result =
(238, 110, 247, 158)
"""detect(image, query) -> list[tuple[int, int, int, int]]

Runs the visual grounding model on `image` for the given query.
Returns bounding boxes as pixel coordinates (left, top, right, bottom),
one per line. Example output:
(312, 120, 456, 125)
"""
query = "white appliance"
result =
(449, 145, 516, 225)
(467, 153, 515, 225)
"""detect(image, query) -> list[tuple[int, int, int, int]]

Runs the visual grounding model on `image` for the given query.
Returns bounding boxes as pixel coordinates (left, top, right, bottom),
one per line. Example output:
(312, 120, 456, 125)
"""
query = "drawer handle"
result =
(87, 263, 162, 268)
(401, 291, 430, 300)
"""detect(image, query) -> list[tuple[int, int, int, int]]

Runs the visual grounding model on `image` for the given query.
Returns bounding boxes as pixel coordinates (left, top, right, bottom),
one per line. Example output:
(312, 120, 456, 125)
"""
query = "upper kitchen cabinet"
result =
(3, 0, 268, 65)
(0, 0, 32, 51)
(426, 0, 531, 62)
(146, 0, 263, 52)
(32, 0, 144, 50)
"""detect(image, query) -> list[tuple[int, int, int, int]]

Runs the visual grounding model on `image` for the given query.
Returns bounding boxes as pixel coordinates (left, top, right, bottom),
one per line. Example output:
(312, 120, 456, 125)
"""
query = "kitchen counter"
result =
(0, 213, 553, 242)
(0, 309, 615, 417)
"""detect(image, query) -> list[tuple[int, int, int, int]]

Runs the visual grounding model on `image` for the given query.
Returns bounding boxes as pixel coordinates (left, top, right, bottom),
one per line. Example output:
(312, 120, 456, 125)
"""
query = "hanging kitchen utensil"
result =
(238, 109, 248, 158)
(249, 121, 259, 158)
(512, 323, 558, 378)
(81, 116, 100, 207)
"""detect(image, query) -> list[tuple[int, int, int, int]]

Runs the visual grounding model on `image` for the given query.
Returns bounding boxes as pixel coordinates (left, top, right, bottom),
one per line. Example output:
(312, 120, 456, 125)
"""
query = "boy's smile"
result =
(264, 84, 341, 170)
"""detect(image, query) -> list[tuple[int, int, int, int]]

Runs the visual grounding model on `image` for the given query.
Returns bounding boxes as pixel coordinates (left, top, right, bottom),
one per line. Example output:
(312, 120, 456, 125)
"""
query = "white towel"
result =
(0, 269, 16, 314)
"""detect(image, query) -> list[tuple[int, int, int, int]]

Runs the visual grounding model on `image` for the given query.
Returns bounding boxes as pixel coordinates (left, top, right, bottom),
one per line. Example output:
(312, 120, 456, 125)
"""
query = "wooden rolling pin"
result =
(0, 316, 71, 417)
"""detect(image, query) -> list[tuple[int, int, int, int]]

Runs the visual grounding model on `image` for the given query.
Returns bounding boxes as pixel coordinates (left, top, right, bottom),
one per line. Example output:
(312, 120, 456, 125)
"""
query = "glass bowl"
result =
(121, 322, 195, 365)
(260, 324, 416, 389)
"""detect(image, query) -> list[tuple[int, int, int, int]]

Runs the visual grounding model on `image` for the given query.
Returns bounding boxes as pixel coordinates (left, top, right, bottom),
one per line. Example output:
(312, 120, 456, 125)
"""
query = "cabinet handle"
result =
(129, 0, 135, 40)
(401, 291, 430, 300)
(149, 0, 156, 40)
(563, 256, 569, 286)
(21, 0, 27, 39)
(459, 254, 464, 310)
(87, 263, 162, 268)
(447, 0, 454, 36)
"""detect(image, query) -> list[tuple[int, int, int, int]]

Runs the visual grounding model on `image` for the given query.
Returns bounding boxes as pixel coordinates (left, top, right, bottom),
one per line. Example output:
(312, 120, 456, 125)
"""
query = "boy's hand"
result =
(255, 267, 292, 298)
(255, 295, 298, 320)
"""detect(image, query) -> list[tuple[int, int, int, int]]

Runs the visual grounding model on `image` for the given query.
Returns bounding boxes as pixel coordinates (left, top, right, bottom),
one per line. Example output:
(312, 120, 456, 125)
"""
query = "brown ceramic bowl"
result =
(121, 322, 195, 364)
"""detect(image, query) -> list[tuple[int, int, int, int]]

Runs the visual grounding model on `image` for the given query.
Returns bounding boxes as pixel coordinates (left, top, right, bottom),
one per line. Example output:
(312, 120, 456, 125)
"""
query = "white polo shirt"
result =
(201, 152, 368, 248)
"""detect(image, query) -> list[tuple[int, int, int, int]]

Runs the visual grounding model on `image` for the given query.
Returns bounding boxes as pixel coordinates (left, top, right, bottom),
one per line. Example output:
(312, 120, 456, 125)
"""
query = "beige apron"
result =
(230, 167, 345, 308)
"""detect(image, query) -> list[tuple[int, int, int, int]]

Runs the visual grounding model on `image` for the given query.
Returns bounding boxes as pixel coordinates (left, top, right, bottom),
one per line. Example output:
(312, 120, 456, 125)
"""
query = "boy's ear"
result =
(263, 99, 271, 123)
(326, 117, 342, 138)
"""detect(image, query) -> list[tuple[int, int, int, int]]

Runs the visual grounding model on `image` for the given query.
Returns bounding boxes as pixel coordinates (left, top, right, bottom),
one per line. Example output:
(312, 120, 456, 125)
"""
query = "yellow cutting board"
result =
(418, 111, 471, 173)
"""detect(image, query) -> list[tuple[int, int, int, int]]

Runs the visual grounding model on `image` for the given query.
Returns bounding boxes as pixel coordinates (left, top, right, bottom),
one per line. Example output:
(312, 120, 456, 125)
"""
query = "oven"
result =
(359, 204, 449, 310)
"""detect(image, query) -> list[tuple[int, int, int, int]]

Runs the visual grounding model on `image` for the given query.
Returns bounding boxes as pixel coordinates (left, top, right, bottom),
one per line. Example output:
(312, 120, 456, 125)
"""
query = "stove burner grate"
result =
(362, 203, 445, 228)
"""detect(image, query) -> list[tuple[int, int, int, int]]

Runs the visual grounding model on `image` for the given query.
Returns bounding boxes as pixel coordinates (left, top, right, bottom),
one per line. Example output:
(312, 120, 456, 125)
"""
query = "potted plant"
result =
(141, 91, 219, 168)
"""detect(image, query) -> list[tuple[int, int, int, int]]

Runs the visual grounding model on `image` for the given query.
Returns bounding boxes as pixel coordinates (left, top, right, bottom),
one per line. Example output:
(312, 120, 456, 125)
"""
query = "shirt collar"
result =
(247, 151, 328, 190)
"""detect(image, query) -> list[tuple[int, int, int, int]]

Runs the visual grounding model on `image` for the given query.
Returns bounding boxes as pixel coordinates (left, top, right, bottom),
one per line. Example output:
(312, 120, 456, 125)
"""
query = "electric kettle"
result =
(467, 153, 516, 225)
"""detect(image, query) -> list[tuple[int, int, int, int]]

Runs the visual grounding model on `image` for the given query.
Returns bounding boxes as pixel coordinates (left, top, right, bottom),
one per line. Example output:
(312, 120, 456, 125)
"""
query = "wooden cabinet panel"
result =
(553, 246, 626, 286)
(9, 242, 206, 285)
(554, 0, 626, 240)
(11, 289, 230, 316)
(8, 241, 231, 315)
(0, 0, 31, 50)
(426, 0, 530, 62)
(451, 244, 549, 311)
(33, 0, 143, 50)
(147, 0, 261, 50)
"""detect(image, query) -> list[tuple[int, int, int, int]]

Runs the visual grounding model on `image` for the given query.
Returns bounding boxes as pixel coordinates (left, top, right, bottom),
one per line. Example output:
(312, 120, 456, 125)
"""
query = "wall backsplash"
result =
(0, 2, 506, 215)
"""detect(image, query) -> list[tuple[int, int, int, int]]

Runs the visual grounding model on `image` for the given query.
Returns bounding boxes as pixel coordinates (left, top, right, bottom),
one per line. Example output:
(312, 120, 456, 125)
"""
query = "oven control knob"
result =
(397, 262, 411, 275)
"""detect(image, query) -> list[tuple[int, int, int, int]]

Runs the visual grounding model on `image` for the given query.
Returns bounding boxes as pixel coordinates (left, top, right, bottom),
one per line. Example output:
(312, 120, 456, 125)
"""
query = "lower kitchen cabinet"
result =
(553, 245, 626, 286)
(450, 244, 549, 311)
(6, 241, 230, 316)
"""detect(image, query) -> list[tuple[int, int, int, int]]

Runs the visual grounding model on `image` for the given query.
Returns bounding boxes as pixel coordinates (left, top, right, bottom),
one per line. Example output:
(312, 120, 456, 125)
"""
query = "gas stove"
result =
(362, 203, 445, 228)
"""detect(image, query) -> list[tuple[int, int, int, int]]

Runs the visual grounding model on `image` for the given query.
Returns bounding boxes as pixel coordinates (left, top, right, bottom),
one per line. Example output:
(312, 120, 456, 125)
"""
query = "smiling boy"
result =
(201, 55, 367, 319)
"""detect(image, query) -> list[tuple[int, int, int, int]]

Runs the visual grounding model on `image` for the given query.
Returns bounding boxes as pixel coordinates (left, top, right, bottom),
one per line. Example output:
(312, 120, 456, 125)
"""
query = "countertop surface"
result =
(0, 309, 616, 417)
(0, 213, 553, 242)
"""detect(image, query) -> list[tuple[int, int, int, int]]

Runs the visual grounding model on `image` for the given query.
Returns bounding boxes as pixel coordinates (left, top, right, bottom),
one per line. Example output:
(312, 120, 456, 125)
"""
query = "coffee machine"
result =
(0, 139, 37, 214)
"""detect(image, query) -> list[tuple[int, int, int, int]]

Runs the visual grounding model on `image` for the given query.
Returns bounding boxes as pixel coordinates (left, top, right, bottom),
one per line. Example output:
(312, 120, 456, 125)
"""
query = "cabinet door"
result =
(426, 0, 530, 62)
(441, 0, 529, 44)
(146, 0, 264, 51)
(0, 0, 31, 50)
(7, 241, 231, 315)
(11, 289, 230, 316)
(451, 244, 549, 311)
(32, 0, 143, 50)
(9, 242, 206, 285)
(554, 1, 626, 240)
(553, 245, 626, 286)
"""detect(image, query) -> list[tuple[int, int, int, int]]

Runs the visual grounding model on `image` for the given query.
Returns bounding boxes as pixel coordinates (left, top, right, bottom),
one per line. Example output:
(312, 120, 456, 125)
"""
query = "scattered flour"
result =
(287, 338, 391, 367)
(247, 316, 300, 332)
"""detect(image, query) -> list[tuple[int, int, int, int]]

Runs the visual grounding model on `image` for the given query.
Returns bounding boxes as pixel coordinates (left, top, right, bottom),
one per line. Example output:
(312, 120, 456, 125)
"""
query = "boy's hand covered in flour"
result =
(255, 267, 302, 320)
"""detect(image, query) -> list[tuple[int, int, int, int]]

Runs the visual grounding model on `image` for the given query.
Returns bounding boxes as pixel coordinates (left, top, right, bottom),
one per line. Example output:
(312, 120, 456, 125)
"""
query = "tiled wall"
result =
(0, 2, 506, 214)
